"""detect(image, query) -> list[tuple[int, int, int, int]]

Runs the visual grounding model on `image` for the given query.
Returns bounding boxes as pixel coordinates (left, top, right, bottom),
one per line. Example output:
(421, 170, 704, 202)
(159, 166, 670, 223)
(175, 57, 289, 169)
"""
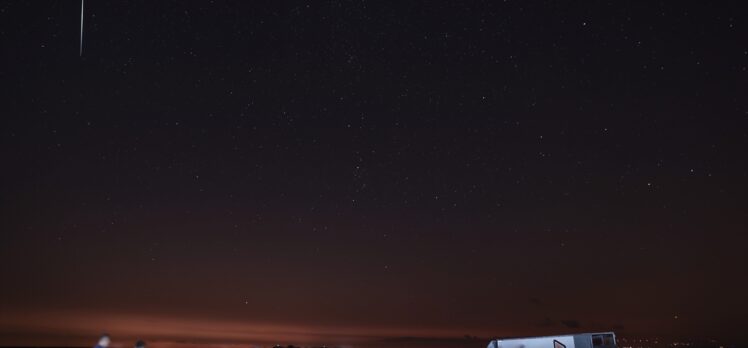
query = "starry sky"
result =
(1, 1, 747, 347)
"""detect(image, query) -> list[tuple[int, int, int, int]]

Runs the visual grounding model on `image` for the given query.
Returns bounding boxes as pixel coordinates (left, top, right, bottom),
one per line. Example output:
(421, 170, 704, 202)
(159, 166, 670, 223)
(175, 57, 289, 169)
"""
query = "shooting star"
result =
(80, 0, 84, 56)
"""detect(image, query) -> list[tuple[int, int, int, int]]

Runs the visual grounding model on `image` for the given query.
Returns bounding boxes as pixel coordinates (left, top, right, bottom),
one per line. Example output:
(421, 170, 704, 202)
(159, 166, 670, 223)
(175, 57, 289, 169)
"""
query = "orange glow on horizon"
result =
(0, 309, 508, 347)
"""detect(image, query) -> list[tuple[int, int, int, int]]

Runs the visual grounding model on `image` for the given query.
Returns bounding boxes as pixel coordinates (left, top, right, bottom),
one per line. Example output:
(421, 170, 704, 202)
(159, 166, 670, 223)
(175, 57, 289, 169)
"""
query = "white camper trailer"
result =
(487, 332, 617, 348)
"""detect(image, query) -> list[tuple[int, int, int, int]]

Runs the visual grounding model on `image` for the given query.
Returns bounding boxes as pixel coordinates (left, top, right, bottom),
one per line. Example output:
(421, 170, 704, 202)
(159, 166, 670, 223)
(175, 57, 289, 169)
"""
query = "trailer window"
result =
(592, 336, 604, 346)
(603, 334, 614, 346)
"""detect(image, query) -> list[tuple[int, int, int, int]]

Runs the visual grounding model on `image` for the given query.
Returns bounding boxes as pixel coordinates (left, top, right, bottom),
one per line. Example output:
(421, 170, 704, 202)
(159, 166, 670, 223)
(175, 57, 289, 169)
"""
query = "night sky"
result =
(1, 1, 747, 347)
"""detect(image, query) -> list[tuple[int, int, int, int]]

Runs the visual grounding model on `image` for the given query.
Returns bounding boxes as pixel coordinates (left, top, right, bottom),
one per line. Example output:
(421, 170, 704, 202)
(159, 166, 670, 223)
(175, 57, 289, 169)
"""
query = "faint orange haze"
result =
(0, 309, 496, 347)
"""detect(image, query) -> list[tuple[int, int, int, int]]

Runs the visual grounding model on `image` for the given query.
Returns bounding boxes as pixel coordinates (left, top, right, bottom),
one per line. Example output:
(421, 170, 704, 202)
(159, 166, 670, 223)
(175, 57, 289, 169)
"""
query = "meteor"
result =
(80, 0, 84, 56)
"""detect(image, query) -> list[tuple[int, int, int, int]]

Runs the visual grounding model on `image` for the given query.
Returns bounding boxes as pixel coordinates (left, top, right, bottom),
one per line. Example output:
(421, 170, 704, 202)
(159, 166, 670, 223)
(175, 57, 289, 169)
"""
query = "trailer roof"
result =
(491, 332, 616, 341)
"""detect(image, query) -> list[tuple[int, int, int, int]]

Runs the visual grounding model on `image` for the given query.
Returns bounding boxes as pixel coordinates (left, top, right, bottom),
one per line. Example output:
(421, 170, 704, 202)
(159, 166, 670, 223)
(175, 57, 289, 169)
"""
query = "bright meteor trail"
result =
(79, 0, 84, 56)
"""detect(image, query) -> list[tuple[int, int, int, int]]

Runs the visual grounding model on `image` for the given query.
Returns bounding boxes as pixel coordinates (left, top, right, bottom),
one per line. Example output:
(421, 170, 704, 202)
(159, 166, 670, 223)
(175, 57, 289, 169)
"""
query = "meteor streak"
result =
(79, 0, 84, 56)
